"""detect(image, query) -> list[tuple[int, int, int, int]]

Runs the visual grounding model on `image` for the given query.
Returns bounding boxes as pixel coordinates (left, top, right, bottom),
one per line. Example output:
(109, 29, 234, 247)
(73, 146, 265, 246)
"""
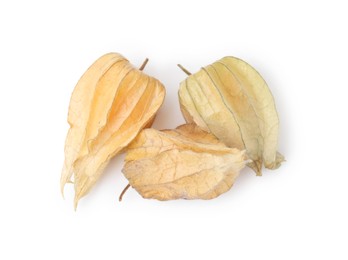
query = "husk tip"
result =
(60, 180, 67, 199)
(74, 197, 79, 211)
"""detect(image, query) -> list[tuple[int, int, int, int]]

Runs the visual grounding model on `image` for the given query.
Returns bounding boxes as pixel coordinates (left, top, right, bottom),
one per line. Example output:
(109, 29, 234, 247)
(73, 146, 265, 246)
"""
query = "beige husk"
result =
(122, 124, 249, 200)
(178, 56, 284, 175)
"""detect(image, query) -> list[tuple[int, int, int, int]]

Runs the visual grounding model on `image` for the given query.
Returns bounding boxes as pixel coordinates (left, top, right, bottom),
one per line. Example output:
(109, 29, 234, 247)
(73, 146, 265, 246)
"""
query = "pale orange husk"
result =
(122, 124, 249, 200)
(60, 53, 165, 208)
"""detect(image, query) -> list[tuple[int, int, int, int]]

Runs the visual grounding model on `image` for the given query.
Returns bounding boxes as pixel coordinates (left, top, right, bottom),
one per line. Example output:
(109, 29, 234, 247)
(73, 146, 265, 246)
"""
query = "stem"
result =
(139, 58, 149, 71)
(177, 64, 192, 76)
(119, 184, 131, 201)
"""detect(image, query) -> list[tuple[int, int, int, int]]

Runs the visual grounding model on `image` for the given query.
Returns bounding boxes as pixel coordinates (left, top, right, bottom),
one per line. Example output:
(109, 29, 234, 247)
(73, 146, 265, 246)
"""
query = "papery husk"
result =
(122, 124, 249, 200)
(60, 53, 165, 208)
(178, 57, 284, 175)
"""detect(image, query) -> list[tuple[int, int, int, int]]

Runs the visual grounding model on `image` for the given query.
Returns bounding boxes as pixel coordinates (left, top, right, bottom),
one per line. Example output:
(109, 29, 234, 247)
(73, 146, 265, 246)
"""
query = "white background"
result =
(1, 0, 347, 259)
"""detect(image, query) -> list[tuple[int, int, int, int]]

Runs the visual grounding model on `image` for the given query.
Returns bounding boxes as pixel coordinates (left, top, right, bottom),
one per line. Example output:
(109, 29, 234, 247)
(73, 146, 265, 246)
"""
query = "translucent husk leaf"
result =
(178, 56, 284, 175)
(122, 124, 249, 200)
(60, 53, 165, 208)
(61, 53, 126, 193)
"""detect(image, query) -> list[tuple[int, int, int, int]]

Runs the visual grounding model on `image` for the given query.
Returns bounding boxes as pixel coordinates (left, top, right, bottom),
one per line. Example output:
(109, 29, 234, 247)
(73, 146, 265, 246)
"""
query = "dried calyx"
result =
(178, 56, 284, 175)
(61, 53, 165, 208)
(122, 124, 249, 200)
